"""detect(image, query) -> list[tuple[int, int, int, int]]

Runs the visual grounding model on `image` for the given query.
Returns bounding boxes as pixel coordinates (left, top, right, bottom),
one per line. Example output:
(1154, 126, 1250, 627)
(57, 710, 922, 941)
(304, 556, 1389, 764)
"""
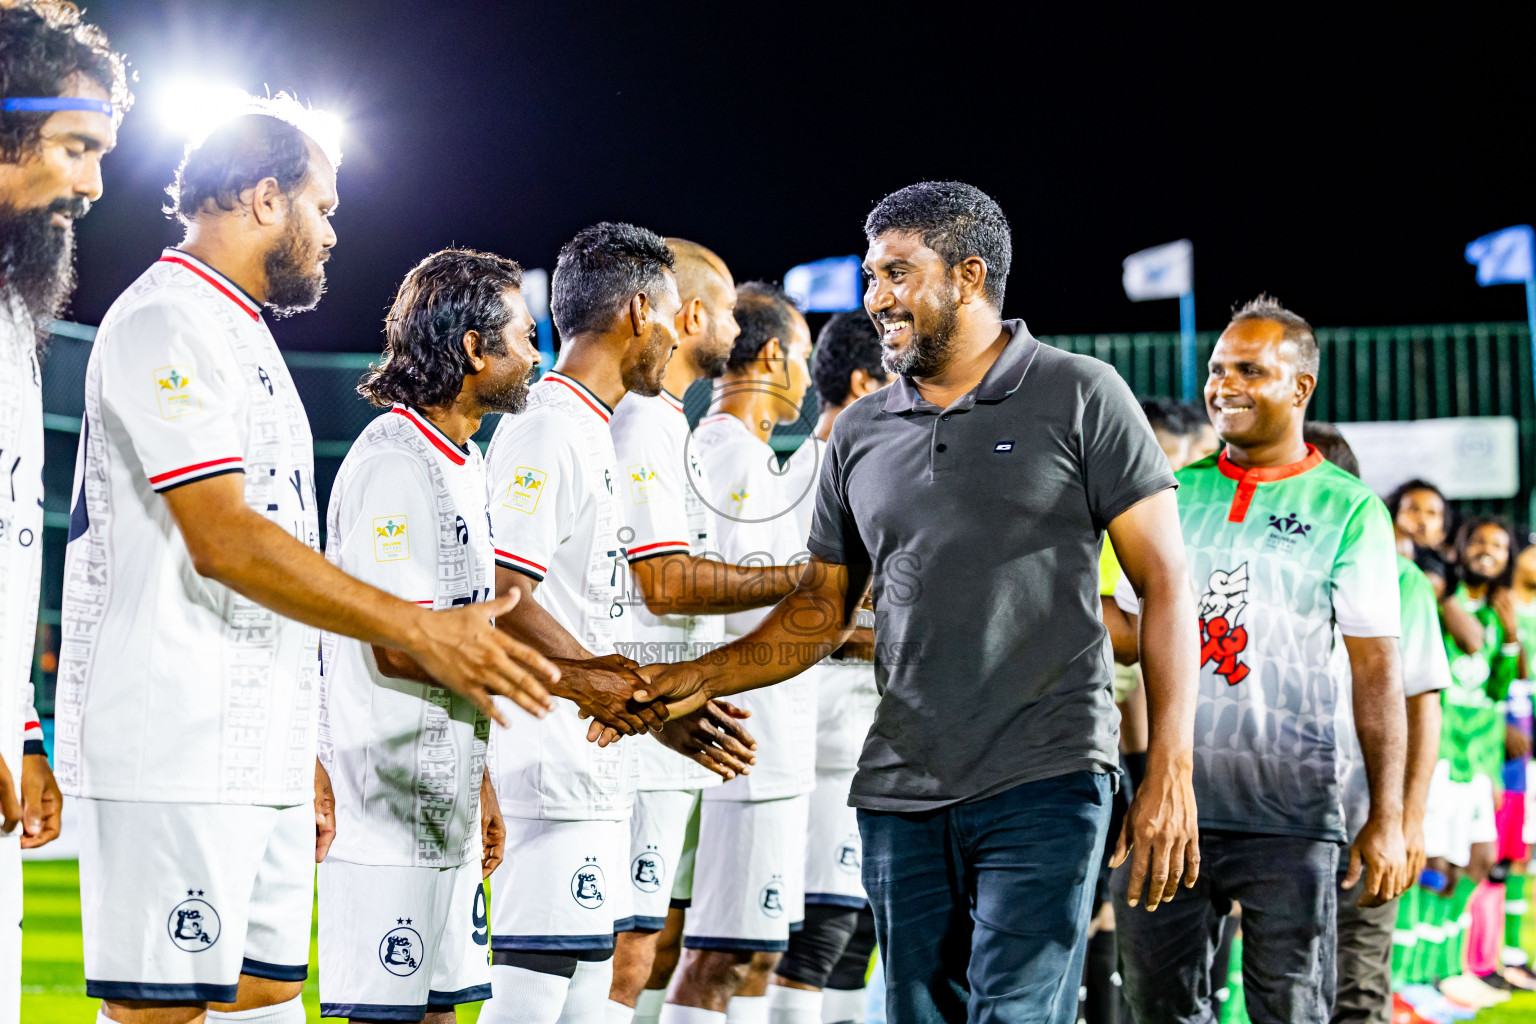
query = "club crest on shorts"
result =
(167, 892, 220, 952)
(759, 876, 785, 918)
(380, 920, 424, 976)
(632, 846, 665, 893)
(572, 856, 606, 909)
(835, 836, 862, 874)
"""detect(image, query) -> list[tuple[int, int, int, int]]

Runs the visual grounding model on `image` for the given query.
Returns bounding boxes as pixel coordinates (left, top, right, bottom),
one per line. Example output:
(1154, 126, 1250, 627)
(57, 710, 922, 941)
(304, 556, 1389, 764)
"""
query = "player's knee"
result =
(745, 950, 782, 984)
(493, 949, 582, 978)
(679, 947, 756, 995)
(611, 931, 659, 1002)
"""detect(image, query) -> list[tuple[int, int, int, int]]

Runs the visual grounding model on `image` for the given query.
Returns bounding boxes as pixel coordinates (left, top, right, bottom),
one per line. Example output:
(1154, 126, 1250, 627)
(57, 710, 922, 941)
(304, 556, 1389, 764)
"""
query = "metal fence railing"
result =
(29, 320, 1535, 714)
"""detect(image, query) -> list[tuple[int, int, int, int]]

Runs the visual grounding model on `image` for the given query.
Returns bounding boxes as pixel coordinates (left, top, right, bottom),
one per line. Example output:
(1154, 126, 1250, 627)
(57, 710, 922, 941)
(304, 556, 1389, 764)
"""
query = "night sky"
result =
(64, 2, 1536, 351)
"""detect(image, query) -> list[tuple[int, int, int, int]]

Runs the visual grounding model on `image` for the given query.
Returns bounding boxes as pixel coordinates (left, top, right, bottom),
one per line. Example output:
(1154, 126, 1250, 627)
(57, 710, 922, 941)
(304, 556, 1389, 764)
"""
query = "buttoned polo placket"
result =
(881, 326, 1041, 481)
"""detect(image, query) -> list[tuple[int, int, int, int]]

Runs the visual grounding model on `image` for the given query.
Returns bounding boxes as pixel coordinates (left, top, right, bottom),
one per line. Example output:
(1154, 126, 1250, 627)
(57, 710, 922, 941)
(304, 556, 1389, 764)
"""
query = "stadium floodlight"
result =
(158, 80, 344, 165)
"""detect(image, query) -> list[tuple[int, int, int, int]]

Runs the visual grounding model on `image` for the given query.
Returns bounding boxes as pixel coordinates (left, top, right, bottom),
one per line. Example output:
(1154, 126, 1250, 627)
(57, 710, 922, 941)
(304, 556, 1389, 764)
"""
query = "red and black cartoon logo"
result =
(1198, 563, 1250, 686)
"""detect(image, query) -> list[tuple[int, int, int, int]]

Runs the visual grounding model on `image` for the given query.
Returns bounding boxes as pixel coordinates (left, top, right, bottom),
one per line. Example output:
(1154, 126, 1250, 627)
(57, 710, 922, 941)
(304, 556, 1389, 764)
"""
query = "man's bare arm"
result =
(162, 474, 556, 725)
(630, 554, 804, 616)
(1439, 594, 1483, 656)
(1342, 634, 1409, 907)
(494, 567, 665, 736)
(1402, 690, 1441, 884)
(636, 556, 868, 717)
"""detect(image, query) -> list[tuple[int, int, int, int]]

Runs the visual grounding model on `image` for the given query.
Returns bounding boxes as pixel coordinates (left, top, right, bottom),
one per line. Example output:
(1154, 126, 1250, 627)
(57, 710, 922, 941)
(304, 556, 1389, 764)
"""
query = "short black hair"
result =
(863, 180, 1012, 308)
(358, 248, 524, 409)
(165, 96, 335, 224)
(1230, 293, 1319, 377)
(1303, 421, 1359, 478)
(727, 281, 800, 372)
(0, 1, 132, 163)
(1140, 396, 1190, 436)
(812, 311, 885, 411)
(550, 221, 675, 339)
(1385, 478, 1446, 519)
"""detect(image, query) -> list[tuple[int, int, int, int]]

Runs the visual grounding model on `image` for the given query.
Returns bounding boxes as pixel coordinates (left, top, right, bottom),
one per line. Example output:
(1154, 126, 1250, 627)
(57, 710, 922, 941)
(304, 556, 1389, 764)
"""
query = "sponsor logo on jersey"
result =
(836, 836, 862, 874)
(759, 876, 785, 918)
(503, 468, 547, 514)
(629, 464, 657, 504)
(154, 365, 200, 419)
(379, 920, 423, 976)
(729, 488, 749, 515)
(632, 846, 665, 893)
(572, 856, 606, 909)
(167, 892, 220, 952)
(373, 516, 410, 561)
(1198, 563, 1251, 687)
(1264, 512, 1313, 553)
(994, 440, 1015, 453)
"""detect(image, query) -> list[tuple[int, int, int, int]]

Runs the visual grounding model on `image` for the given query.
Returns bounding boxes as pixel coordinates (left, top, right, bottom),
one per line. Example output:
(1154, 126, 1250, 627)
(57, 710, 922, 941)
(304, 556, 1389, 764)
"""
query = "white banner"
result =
(1122, 239, 1192, 301)
(1335, 417, 1520, 500)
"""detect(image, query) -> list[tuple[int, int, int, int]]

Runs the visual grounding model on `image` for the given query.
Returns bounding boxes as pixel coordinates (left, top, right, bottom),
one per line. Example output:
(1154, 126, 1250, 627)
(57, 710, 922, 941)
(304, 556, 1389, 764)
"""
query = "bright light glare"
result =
(158, 81, 344, 165)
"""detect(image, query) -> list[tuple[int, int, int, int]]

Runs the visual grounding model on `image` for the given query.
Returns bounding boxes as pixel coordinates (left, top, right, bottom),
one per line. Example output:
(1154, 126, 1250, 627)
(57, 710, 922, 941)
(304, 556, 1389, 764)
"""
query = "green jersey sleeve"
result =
(1331, 496, 1401, 637)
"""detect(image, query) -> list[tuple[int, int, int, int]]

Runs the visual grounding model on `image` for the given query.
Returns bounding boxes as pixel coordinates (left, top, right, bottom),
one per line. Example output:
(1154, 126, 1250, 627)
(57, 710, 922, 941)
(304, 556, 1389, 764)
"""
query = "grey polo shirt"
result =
(807, 320, 1176, 812)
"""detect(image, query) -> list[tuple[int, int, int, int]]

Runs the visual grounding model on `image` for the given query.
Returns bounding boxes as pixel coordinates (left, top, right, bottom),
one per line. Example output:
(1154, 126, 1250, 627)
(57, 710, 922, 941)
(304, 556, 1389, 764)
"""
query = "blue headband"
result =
(3, 97, 113, 115)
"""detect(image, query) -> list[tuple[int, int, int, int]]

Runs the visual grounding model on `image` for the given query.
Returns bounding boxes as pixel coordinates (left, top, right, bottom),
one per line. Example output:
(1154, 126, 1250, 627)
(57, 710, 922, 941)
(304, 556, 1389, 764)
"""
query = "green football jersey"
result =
(1439, 586, 1517, 784)
(1124, 446, 1400, 843)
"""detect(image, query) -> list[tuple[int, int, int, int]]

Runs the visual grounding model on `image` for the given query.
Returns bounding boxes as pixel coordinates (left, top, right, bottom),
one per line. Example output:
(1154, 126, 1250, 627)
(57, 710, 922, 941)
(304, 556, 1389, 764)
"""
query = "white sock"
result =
(635, 987, 669, 1024)
(820, 988, 866, 1024)
(206, 995, 306, 1022)
(556, 959, 616, 1024)
(482, 964, 574, 1024)
(726, 995, 770, 1024)
(607, 998, 638, 1024)
(659, 1004, 728, 1024)
(768, 984, 823, 1024)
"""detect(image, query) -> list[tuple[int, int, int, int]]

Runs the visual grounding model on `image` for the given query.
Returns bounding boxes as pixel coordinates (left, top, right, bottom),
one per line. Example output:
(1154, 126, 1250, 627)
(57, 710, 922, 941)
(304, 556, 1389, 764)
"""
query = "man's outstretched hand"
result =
(1110, 751, 1199, 911)
(633, 660, 712, 720)
(412, 590, 560, 725)
(655, 701, 758, 780)
(559, 653, 669, 740)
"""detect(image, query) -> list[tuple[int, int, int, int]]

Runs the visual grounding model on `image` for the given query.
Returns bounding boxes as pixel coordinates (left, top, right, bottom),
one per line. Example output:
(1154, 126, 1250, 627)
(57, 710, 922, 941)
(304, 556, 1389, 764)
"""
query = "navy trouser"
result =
(858, 770, 1114, 1024)
(1113, 831, 1340, 1024)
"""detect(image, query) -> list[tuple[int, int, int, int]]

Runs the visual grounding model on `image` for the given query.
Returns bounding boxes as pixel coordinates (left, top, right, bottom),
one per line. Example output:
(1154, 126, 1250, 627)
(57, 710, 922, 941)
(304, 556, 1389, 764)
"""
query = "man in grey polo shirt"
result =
(639, 181, 1201, 1024)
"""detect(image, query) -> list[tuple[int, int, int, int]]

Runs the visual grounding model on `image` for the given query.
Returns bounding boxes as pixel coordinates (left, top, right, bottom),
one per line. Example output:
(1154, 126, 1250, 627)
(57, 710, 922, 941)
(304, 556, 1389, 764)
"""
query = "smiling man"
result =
(0, 2, 129, 1015)
(640, 181, 1202, 1024)
(1111, 297, 1409, 1024)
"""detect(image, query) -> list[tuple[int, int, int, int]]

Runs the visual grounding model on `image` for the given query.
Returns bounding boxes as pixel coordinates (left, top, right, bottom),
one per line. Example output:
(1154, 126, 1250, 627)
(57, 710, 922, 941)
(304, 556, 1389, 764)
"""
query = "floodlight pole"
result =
(1179, 289, 1197, 401)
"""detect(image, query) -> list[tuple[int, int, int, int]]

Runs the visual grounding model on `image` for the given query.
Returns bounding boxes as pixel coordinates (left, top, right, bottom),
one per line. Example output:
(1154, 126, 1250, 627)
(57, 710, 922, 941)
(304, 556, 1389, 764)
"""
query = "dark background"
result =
(63, 2, 1536, 351)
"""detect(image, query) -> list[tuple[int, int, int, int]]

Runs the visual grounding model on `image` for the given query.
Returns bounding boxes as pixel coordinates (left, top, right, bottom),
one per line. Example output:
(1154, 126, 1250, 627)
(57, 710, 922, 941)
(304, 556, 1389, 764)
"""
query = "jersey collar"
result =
(660, 390, 686, 414)
(1216, 443, 1324, 522)
(157, 249, 263, 322)
(541, 370, 612, 423)
(390, 404, 469, 466)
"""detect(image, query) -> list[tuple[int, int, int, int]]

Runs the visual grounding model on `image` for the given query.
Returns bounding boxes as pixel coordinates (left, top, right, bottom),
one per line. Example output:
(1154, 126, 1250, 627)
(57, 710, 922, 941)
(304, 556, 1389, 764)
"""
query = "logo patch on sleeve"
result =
(628, 464, 656, 504)
(373, 516, 410, 561)
(502, 468, 547, 514)
(154, 365, 200, 419)
(993, 440, 1015, 453)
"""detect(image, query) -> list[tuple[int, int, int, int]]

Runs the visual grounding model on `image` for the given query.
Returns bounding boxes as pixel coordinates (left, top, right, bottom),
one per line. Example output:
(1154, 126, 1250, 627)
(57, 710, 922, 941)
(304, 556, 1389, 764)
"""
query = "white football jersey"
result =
(0, 294, 45, 775)
(56, 250, 320, 805)
(610, 390, 725, 792)
(319, 405, 492, 868)
(485, 370, 636, 821)
(782, 437, 878, 773)
(692, 414, 816, 802)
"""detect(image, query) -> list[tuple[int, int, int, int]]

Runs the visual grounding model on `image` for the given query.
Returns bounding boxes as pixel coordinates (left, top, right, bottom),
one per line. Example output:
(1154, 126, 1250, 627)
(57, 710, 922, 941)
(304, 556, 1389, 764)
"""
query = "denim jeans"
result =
(858, 770, 1114, 1024)
(1113, 831, 1341, 1024)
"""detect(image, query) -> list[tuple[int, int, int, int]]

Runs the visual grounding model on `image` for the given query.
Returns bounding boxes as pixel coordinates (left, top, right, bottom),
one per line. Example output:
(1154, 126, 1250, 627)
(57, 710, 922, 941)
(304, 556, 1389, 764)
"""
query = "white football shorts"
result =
(683, 795, 809, 952)
(804, 769, 866, 908)
(489, 816, 626, 953)
(78, 798, 312, 1002)
(622, 789, 699, 933)
(318, 855, 490, 1018)
(1423, 759, 1498, 869)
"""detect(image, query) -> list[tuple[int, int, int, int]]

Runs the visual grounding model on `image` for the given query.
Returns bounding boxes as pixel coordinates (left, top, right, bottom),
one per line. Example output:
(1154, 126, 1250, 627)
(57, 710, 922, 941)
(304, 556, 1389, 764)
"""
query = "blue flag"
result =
(783, 255, 863, 313)
(1465, 225, 1535, 286)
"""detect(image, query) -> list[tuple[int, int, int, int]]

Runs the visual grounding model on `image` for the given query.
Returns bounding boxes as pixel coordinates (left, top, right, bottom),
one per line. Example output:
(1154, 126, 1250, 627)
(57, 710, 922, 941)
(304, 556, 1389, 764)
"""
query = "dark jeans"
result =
(858, 770, 1114, 1024)
(1331, 872, 1397, 1024)
(1113, 831, 1340, 1024)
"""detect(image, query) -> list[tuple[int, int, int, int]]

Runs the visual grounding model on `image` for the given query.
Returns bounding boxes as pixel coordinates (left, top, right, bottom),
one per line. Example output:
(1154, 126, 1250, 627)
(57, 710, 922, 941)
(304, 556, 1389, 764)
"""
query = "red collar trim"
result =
(543, 371, 612, 423)
(1217, 444, 1323, 522)
(390, 405, 467, 465)
(660, 390, 685, 414)
(158, 251, 261, 321)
